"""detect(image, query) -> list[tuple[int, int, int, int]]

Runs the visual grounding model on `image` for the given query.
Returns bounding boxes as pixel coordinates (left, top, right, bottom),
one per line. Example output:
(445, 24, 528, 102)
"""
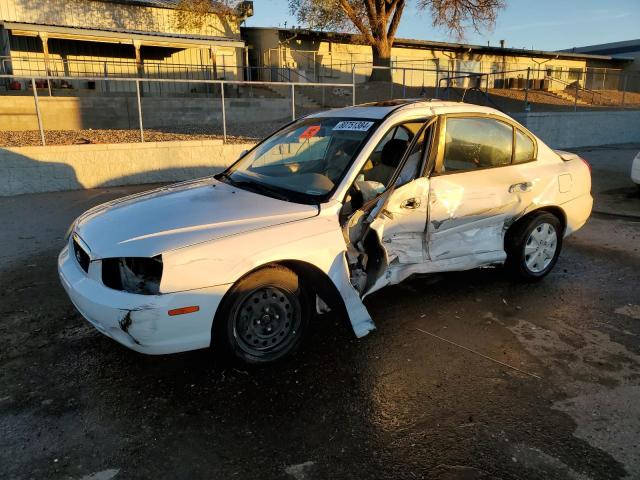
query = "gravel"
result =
(0, 124, 271, 148)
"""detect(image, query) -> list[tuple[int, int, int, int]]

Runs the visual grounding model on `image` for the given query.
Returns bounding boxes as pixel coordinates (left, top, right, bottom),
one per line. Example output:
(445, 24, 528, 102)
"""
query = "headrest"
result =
(338, 139, 361, 156)
(381, 138, 409, 168)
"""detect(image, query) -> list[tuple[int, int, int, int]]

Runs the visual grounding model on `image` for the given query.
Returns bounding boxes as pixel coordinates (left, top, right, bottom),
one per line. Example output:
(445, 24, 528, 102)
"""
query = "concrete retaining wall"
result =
(3, 109, 639, 196)
(0, 140, 254, 196)
(512, 110, 640, 149)
(0, 96, 293, 131)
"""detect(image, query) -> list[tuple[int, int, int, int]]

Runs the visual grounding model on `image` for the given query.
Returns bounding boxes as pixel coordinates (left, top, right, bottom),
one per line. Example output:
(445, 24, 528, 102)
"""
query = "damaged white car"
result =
(59, 100, 592, 364)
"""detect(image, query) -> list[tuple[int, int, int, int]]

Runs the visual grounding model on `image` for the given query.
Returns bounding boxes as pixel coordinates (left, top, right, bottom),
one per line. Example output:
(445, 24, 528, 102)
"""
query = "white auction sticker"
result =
(333, 121, 374, 132)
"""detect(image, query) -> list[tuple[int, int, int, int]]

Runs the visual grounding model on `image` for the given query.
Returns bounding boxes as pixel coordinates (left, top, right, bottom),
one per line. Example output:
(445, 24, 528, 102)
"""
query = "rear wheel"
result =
(506, 212, 563, 280)
(214, 265, 309, 365)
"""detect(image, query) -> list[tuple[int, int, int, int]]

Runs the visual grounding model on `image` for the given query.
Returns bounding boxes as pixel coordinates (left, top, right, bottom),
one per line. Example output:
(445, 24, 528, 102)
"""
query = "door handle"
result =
(509, 181, 533, 193)
(401, 197, 421, 209)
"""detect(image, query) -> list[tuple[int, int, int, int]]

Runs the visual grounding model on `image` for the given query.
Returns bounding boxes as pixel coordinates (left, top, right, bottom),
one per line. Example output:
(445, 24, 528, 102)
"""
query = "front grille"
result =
(72, 238, 90, 273)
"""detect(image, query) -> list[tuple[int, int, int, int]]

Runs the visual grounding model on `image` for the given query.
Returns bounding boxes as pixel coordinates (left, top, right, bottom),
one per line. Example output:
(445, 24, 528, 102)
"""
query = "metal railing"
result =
(1, 55, 240, 80)
(0, 73, 355, 146)
(2, 65, 639, 147)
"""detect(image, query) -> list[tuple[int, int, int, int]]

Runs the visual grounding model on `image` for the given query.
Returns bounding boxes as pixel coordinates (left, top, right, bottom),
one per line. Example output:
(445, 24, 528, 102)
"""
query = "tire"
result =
(505, 212, 563, 281)
(213, 265, 310, 365)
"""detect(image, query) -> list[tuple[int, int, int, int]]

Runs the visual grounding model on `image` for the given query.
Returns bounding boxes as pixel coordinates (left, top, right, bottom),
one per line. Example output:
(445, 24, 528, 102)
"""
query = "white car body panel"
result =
(58, 237, 230, 354)
(632, 151, 640, 185)
(74, 178, 318, 258)
(59, 100, 593, 355)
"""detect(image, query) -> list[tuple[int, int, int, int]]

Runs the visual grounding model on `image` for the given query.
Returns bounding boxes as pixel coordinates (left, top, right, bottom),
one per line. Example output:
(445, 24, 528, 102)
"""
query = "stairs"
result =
(248, 84, 323, 109)
(551, 90, 589, 105)
(294, 90, 323, 109)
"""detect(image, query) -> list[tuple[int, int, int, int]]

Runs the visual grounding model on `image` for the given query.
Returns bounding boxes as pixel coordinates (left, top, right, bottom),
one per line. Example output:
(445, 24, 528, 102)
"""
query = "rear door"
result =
(427, 114, 540, 262)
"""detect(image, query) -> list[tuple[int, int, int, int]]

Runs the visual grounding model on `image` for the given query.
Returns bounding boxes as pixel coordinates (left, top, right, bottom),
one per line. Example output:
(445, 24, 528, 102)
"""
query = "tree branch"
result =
(386, 0, 404, 42)
(338, 0, 375, 44)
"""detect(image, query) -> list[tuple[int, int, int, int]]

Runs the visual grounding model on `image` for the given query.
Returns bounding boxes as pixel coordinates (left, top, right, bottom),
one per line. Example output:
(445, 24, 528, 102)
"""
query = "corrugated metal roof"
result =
(4, 21, 245, 47)
(91, 0, 233, 12)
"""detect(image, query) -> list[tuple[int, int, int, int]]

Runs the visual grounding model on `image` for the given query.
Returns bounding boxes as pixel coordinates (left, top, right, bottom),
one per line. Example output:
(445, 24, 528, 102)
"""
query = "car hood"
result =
(74, 177, 319, 258)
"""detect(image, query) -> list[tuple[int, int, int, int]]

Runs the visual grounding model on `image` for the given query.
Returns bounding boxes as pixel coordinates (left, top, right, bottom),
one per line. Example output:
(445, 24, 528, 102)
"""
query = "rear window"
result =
(515, 129, 536, 163)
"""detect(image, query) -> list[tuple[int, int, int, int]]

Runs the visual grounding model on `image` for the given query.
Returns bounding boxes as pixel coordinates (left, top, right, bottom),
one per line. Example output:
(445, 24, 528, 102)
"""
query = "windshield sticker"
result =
(300, 125, 321, 139)
(333, 121, 374, 132)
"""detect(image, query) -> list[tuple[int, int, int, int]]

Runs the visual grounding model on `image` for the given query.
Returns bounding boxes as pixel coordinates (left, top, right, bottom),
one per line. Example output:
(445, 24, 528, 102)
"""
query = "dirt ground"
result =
(0, 146, 639, 480)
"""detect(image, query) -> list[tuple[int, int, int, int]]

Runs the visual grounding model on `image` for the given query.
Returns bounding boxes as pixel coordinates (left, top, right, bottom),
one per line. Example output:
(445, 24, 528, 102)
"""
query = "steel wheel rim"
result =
(524, 222, 558, 273)
(232, 286, 301, 356)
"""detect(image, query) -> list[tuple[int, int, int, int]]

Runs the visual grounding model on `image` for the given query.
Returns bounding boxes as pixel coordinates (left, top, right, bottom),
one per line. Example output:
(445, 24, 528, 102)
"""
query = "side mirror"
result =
(238, 149, 248, 160)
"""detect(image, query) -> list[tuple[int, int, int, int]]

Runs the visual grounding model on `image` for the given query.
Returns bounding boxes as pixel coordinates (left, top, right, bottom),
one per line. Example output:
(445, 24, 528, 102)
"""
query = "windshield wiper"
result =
(223, 177, 291, 202)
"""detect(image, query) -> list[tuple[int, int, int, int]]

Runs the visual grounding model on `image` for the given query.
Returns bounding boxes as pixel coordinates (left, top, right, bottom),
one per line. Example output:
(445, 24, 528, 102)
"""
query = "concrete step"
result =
(554, 91, 589, 105)
(256, 84, 321, 107)
(294, 91, 322, 108)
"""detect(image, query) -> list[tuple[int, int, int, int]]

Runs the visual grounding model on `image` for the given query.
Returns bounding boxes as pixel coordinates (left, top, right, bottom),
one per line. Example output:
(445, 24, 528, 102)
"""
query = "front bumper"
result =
(58, 240, 231, 355)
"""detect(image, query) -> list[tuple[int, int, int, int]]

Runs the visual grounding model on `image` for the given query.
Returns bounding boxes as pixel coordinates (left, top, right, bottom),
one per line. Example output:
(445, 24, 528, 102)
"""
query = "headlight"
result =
(102, 256, 163, 295)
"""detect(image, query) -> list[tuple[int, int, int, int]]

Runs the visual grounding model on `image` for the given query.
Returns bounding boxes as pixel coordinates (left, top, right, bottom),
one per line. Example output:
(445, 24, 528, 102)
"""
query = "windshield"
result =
(220, 117, 378, 203)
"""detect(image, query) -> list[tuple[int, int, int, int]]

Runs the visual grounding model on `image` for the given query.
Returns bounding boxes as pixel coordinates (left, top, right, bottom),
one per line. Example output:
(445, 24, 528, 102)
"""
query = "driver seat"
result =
(366, 138, 409, 186)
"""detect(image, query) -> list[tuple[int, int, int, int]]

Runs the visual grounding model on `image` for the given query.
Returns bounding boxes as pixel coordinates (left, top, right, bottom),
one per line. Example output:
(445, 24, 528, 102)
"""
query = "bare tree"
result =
(289, 0, 504, 80)
(175, 0, 239, 32)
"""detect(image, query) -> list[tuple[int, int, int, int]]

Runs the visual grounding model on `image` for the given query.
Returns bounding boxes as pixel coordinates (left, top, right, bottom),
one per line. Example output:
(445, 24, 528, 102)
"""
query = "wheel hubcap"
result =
(233, 286, 300, 356)
(524, 222, 558, 273)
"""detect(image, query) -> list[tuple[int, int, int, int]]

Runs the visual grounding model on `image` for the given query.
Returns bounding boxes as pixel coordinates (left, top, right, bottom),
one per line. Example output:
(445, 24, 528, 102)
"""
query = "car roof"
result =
(309, 99, 508, 120)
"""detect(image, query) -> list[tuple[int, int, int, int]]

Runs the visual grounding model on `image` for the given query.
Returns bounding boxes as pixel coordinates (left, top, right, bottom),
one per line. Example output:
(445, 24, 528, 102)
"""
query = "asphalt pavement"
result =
(1, 145, 639, 480)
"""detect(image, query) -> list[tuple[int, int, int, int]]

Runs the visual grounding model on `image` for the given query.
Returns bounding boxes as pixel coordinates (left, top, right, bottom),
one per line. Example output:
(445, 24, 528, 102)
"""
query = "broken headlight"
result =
(102, 256, 163, 295)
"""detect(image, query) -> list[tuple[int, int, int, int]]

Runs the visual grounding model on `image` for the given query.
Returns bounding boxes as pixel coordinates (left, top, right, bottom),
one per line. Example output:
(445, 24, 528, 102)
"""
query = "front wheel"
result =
(214, 265, 309, 365)
(506, 212, 563, 280)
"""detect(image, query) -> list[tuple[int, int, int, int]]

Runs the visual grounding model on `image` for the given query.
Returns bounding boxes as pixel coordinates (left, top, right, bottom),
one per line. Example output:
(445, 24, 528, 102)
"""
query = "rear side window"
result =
(515, 129, 536, 163)
(443, 117, 513, 172)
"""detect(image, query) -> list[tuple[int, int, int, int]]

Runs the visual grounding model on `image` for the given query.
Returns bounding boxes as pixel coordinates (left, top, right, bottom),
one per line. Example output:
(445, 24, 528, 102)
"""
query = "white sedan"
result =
(59, 100, 593, 364)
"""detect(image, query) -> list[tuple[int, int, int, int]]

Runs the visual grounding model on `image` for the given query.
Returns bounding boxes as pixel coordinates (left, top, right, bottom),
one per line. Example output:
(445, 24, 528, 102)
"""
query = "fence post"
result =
(352, 65, 356, 105)
(402, 68, 406, 98)
(31, 77, 45, 146)
(135, 79, 144, 142)
(574, 76, 579, 112)
(221, 82, 227, 142)
(524, 67, 530, 111)
(484, 73, 490, 106)
(621, 74, 628, 107)
(291, 83, 296, 121)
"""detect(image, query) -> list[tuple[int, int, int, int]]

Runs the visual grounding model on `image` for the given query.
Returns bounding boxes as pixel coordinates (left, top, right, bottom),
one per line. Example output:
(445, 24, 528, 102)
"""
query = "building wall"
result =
(0, 0, 244, 81)
(247, 32, 592, 90)
(0, 0, 240, 38)
(6, 35, 240, 80)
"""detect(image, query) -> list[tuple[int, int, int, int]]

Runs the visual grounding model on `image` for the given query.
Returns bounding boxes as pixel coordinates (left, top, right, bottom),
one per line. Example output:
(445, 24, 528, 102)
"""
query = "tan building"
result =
(0, 0, 252, 91)
(242, 27, 631, 91)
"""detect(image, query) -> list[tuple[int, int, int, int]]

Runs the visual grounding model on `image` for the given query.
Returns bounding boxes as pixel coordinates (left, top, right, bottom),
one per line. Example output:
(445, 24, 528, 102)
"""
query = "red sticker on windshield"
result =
(300, 125, 321, 139)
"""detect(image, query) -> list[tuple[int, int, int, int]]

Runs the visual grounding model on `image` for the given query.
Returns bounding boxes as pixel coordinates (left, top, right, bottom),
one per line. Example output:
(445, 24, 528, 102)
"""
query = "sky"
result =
(244, 0, 640, 51)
